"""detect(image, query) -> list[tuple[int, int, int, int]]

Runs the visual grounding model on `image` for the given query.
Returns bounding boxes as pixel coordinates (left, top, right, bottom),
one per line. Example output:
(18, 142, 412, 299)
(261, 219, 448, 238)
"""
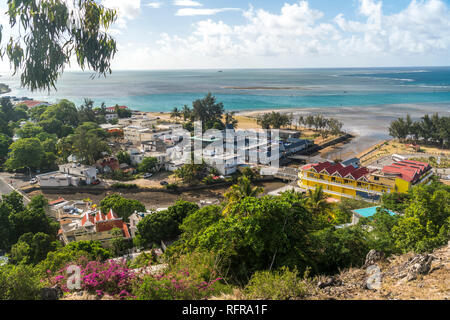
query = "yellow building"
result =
(298, 160, 433, 201)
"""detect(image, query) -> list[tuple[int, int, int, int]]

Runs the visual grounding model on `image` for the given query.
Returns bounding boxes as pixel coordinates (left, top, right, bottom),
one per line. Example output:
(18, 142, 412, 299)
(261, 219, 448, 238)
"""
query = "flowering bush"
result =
(49, 259, 135, 299)
(132, 269, 225, 300)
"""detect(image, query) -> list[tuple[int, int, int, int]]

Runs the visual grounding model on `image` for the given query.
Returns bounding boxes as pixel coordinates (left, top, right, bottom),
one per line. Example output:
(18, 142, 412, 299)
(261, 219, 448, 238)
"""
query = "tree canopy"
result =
(1, 0, 118, 91)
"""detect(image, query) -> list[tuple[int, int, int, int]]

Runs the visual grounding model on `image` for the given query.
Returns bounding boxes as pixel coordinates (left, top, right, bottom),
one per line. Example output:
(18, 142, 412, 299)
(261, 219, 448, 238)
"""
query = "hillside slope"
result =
(311, 242, 450, 300)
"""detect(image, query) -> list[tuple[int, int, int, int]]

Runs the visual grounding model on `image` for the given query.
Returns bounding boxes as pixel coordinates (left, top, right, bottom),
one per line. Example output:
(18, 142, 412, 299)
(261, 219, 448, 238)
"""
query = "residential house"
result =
(17, 100, 50, 109)
(59, 163, 97, 185)
(96, 157, 120, 174)
(59, 209, 131, 247)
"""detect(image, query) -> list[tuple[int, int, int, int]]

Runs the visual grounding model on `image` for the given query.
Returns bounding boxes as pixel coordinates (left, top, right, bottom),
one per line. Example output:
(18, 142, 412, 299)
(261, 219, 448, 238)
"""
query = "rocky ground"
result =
(45, 242, 449, 301)
(311, 242, 450, 300)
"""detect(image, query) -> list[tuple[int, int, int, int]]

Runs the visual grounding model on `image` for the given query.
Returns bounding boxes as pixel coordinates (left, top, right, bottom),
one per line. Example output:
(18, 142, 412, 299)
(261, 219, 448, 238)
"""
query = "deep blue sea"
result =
(1, 67, 449, 112)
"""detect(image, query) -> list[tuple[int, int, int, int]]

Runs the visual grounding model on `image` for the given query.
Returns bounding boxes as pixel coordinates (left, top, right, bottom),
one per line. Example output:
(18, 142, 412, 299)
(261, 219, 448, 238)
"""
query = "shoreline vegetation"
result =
(0, 83, 11, 94)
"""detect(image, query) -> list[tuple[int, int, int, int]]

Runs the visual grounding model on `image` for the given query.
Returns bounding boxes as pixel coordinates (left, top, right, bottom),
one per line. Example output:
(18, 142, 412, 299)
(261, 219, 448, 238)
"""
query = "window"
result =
(374, 176, 380, 181)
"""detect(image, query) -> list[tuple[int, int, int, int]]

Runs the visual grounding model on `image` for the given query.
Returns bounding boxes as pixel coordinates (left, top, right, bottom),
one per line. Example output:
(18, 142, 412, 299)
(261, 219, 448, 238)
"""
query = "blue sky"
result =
(1, 0, 450, 70)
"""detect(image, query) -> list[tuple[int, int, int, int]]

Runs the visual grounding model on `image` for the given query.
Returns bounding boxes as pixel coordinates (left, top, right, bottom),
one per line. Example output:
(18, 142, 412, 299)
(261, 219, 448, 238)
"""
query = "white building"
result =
(105, 113, 118, 122)
(119, 116, 158, 129)
(40, 163, 98, 186)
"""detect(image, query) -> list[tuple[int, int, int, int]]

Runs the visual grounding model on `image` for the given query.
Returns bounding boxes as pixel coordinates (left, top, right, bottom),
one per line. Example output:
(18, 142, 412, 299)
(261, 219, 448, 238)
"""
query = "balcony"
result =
(300, 175, 387, 196)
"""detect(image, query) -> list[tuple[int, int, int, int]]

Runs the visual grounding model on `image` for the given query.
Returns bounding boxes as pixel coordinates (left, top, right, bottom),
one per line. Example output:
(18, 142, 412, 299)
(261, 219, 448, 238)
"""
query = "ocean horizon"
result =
(1, 66, 449, 113)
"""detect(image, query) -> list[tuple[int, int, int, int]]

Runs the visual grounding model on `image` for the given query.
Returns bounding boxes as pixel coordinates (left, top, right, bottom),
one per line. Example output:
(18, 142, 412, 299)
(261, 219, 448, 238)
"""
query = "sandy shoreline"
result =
(144, 102, 450, 161)
(236, 103, 450, 159)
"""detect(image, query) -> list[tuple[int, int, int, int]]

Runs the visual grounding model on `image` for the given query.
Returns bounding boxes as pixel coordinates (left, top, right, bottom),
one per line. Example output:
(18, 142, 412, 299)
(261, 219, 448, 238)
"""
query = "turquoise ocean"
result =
(0, 67, 449, 112)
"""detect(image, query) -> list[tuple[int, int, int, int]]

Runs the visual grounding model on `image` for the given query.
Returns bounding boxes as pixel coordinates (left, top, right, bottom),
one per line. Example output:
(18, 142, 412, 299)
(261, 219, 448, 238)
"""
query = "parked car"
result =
(160, 181, 168, 186)
(29, 178, 38, 185)
(143, 173, 153, 179)
(91, 179, 101, 185)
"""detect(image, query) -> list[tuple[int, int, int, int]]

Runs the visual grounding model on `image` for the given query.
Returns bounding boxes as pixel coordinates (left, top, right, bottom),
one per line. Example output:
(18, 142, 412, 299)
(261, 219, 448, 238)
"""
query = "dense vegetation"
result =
(0, 176, 448, 300)
(0, 97, 129, 173)
(389, 113, 450, 148)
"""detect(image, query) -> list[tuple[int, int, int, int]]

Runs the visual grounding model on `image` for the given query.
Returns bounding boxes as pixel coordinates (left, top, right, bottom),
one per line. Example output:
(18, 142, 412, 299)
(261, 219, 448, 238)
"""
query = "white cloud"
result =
(101, 0, 142, 29)
(111, 0, 450, 69)
(146, 2, 163, 9)
(173, 0, 203, 7)
(175, 8, 241, 16)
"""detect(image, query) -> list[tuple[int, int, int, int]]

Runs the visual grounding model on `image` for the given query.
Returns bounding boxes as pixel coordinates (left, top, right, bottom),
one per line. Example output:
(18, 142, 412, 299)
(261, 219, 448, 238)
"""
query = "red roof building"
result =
(19, 100, 50, 109)
(106, 106, 128, 113)
(381, 160, 431, 183)
(310, 162, 369, 180)
(81, 209, 130, 238)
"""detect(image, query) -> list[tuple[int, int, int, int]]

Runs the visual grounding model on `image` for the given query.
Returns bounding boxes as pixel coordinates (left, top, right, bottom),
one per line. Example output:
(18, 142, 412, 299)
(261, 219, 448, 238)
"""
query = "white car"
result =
(143, 173, 153, 179)
(30, 178, 38, 185)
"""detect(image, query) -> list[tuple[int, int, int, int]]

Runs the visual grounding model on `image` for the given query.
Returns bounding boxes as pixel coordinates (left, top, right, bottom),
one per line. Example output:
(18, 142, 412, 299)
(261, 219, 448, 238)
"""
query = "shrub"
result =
(133, 270, 226, 300)
(310, 226, 370, 274)
(165, 183, 179, 191)
(0, 264, 42, 300)
(245, 267, 312, 300)
(128, 250, 159, 269)
(111, 183, 138, 189)
(49, 259, 135, 299)
(38, 241, 112, 273)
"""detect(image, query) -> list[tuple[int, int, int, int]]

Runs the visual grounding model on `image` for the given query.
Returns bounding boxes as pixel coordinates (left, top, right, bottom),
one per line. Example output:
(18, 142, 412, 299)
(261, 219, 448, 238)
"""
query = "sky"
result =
(1, 0, 450, 71)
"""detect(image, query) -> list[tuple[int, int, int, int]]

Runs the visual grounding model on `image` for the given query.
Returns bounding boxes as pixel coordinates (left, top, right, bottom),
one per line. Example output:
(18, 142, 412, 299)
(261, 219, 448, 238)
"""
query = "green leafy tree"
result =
(5, 138, 44, 170)
(70, 122, 109, 164)
(40, 100, 80, 127)
(2, 0, 118, 91)
(310, 226, 370, 274)
(38, 240, 112, 273)
(115, 105, 132, 118)
(100, 194, 146, 222)
(9, 232, 54, 265)
(38, 118, 63, 137)
(361, 209, 401, 256)
(0, 202, 14, 251)
(224, 111, 238, 129)
(389, 117, 410, 142)
(392, 183, 450, 253)
(117, 151, 131, 165)
(193, 194, 314, 284)
(223, 176, 264, 214)
(191, 93, 225, 130)
(15, 123, 44, 139)
(138, 157, 158, 173)
(0, 133, 12, 162)
(180, 205, 223, 245)
(0, 264, 42, 300)
(306, 186, 334, 226)
(170, 107, 181, 121)
(137, 200, 199, 246)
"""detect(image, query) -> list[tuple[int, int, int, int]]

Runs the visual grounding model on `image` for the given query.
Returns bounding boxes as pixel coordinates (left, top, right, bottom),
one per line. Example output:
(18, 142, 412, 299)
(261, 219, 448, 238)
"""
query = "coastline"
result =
(145, 102, 450, 160)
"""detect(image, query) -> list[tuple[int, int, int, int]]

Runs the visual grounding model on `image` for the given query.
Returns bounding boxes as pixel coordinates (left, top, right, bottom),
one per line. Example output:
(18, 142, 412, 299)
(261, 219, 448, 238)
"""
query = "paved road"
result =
(0, 177, 30, 204)
(0, 177, 14, 196)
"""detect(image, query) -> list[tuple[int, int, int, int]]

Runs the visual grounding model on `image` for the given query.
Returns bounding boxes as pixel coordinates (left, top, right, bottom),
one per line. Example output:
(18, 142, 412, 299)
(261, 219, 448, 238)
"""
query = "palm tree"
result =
(225, 111, 238, 128)
(170, 107, 181, 121)
(182, 105, 191, 121)
(223, 176, 264, 215)
(306, 186, 332, 216)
